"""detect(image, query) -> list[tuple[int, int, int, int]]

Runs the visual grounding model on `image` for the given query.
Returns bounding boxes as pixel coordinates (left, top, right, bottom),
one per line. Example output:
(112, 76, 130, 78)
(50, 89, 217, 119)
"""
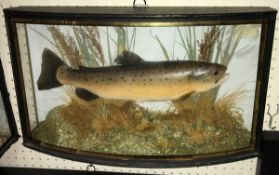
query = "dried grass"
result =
(198, 26, 220, 62)
(33, 88, 251, 155)
(73, 26, 105, 67)
(83, 26, 104, 66)
(48, 26, 82, 69)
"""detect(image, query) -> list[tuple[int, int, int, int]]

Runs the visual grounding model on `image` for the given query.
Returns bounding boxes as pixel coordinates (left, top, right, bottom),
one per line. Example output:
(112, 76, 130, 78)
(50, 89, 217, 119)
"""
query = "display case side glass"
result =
(0, 59, 19, 157)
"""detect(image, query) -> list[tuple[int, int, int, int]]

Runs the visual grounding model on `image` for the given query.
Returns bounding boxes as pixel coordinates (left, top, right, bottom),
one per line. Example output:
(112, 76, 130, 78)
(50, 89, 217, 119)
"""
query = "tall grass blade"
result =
(115, 27, 126, 55)
(153, 34, 170, 61)
(73, 27, 92, 67)
(172, 29, 176, 60)
(177, 27, 188, 60)
(193, 27, 197, 60)
(177, 27, 197, 61)
(215, 26, 226, 63)
(106, 28, 113, 66)
(129, 27, 137, 51)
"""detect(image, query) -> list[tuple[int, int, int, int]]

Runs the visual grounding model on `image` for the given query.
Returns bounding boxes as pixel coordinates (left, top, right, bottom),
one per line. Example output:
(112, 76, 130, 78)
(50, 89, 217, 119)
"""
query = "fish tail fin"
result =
(37, 48, 65, 90)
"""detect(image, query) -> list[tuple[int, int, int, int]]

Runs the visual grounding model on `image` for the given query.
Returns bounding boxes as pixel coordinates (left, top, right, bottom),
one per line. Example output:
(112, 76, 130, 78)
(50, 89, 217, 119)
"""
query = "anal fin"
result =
(75, 88, 99, 101)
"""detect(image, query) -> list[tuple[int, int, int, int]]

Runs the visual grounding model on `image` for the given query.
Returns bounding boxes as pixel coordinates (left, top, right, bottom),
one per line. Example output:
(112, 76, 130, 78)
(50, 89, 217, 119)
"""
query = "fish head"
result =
(191, 63, 229, 92)
(206, 64, 228, 85)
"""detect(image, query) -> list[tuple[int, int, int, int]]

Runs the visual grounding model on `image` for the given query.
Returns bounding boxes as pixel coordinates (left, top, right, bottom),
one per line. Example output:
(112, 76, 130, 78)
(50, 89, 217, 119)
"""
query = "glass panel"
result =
(0, 91, 11, 146)
(17, 23, 262, 156)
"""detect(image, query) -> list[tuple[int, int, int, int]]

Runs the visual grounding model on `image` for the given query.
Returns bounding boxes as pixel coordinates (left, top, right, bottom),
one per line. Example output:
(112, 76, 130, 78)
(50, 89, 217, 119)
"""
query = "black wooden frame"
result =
(3, 6, 277, 168)
(0, 59, 19, 157)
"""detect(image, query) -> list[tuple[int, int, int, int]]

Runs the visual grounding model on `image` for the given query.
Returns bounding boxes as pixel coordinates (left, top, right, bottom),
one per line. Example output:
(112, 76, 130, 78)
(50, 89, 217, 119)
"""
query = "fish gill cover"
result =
(30, 25, 255, 155)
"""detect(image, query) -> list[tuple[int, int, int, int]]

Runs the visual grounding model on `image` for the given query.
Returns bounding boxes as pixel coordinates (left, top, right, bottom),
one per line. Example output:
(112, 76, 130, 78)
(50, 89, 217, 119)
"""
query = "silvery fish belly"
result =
(38, 49, 228, 101)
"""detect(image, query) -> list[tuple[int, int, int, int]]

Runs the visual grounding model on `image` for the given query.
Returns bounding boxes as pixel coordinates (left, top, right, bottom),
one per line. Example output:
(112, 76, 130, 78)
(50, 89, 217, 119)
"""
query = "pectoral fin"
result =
(173, 91, 196, 103)
(75, 88, 99, 101)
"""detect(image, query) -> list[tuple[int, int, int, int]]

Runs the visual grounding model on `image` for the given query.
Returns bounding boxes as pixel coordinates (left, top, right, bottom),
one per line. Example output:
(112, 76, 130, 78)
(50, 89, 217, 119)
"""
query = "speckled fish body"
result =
(56, 61, 227, 101)
(37, 49, 228, 101)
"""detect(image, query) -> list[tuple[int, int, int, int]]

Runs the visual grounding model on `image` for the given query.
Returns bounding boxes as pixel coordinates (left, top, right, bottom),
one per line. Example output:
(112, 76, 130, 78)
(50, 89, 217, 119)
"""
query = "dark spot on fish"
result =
(109, 77, 112, 81)
(121, 76, 124, 80)
(149, 78, 152, 81)
(132, 79, 135, 82)
(95, 81, 98, 84)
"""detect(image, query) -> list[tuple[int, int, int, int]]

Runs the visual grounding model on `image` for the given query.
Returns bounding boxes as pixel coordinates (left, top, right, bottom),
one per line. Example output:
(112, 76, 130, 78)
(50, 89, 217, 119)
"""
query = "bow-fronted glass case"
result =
(4, 6, 277, 167)
(0, 59, 19, 157)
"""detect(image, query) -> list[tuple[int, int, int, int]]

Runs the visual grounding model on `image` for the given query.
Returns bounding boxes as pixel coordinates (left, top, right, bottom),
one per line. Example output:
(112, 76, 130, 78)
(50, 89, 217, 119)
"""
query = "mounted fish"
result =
(37, 49, 228, 102)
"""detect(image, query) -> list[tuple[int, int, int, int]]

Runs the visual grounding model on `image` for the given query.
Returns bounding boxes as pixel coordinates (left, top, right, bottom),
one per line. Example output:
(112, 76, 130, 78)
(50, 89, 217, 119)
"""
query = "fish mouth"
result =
(215, 73, 229, 85)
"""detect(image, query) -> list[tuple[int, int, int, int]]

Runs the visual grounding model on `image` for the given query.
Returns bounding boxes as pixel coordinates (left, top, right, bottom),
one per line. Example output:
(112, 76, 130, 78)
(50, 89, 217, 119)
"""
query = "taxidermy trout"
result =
(37, 49, 228, 101)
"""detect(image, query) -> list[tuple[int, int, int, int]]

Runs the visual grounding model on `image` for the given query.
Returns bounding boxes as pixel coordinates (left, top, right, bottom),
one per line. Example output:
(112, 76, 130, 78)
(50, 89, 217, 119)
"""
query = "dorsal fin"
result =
(114, 50, 144, 65)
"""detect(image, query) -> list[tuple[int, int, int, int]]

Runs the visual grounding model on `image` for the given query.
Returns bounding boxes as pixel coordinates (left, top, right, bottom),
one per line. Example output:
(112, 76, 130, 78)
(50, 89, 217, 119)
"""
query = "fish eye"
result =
(213, 70, 218, 75)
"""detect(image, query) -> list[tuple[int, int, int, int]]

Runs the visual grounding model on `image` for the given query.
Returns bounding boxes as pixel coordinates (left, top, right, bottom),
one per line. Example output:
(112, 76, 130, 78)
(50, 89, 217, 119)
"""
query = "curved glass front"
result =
(14, 22, 262, 157)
